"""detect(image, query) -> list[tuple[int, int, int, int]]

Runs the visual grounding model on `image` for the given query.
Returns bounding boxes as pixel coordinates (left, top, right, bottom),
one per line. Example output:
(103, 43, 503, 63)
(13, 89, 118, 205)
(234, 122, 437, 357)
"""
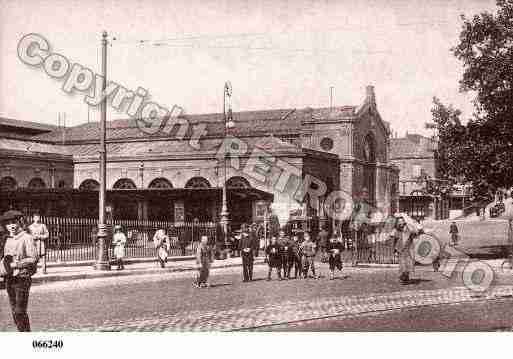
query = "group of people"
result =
(0, 206, 435, 330)
(235, 225, 345, 283)
(188, 224, 347, 288)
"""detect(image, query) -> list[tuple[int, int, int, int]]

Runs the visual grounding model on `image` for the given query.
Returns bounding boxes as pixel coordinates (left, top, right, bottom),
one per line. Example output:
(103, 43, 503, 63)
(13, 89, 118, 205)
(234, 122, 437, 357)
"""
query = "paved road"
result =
(2, 263, 513, 331)
(257, 298, 513, 331)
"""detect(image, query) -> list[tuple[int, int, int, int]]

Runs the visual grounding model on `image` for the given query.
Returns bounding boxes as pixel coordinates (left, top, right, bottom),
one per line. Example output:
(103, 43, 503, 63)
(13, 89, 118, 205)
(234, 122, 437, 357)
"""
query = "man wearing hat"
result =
(238, 223, 257, 282)
(1, 210, 39, 331)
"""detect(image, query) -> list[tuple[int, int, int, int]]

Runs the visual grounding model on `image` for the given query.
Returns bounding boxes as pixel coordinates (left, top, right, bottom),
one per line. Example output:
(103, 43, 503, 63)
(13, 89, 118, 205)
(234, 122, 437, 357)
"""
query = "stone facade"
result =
(1, 86, 399, 224)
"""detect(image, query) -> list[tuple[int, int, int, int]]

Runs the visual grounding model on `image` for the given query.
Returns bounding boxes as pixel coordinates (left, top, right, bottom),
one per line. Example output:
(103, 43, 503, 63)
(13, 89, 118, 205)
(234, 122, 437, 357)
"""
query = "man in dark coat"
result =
(239, 224, 256, 282)
(449, 222, 459, 246)
(326, 237, 344, 280)
(265, 237, 282, 280)
(291, 234, 303, 279)
(250, 223, 259, 257)
(278, 230, 293, 279)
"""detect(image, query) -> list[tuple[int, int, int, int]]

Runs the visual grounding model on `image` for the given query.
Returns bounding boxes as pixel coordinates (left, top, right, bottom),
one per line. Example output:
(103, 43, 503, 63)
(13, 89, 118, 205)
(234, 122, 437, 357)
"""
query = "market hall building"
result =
(0, 86, 399, 228)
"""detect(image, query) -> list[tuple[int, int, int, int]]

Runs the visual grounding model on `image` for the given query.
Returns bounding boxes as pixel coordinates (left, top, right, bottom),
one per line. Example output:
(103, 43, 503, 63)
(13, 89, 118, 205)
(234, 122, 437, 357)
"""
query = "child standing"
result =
(449, 222, 459, 246)
(112, 225, 127, 270)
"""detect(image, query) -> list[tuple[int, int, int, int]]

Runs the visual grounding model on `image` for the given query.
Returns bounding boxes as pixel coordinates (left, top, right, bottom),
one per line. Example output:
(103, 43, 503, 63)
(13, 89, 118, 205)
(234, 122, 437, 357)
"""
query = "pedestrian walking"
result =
(153, 229, 170, 268)
(27, 212, 48, 258)
(317, 226, 329, 254)
(449, 221, 459, 246)
(278, 230, 293, 279)
(112, 225, 127, 270)
(239, 224, 257, 282)
(250, 223, 259, 257)
(301, 232, 317, 279)
(1, 210, 39, 331)
(195, 235, 214, 288)
(389, 213, 423, 284)
(291, 234, 303, 279)
(326, 236, 344, 280)
(265, 236, 282, 281)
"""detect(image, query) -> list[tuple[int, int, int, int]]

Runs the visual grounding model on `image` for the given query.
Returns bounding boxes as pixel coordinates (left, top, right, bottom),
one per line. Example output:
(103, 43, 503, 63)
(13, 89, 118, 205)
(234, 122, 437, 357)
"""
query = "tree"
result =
(428, 98, 464, 185)
(440, 0, 513, 201)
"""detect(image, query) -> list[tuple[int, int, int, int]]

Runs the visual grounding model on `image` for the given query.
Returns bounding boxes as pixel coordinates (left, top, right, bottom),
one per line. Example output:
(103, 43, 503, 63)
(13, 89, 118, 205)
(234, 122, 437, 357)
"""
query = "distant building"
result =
(0, 86, 399, 230)
(390, 133, 471, 221)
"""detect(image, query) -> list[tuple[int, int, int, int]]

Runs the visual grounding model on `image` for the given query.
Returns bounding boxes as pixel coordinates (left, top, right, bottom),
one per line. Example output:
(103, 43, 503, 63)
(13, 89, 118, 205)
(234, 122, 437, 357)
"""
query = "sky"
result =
(0, 0, 498, 136)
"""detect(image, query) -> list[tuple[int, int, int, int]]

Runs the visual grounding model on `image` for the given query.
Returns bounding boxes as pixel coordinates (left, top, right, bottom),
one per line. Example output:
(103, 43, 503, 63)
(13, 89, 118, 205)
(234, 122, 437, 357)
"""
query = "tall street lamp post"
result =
(220, 82, 233, 246)
(94, 31, 111, 271)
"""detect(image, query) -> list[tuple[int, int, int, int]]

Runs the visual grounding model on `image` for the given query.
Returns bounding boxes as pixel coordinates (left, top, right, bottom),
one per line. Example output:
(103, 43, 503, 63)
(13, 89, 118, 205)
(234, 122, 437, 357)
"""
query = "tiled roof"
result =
(69, 134, 301, 159)
(389, 134, 436, 159)
(31, 106, 356, 143)
(0, 138, 71, 157)
(0, 117, 57, 132)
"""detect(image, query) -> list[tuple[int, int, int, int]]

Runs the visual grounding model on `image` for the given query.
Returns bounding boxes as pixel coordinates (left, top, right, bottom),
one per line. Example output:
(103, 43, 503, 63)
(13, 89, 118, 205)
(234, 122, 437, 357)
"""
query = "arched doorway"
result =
(185, 177, 212, 221)
(226, 176, 252, 227)
(112, 178, 137, 219)
(0, 176, 17, 191)
(27, 177, 46, 189)
(148, 178, 173, 220)
(77, 179, 100, 217)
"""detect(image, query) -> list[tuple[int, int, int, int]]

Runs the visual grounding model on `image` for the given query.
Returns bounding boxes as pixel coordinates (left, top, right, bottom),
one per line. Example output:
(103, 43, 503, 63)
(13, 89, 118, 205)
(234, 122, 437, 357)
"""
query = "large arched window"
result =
(79, 179, 100, 191)
(363, 134, 376, 163)
(27, 177, 46, 189)
(185, 177, 211, 189)
(226, 176, 251, 189)
(0, 176, 17, 191)
(148, 177, 173, 189)
(112, 178, 137, 189)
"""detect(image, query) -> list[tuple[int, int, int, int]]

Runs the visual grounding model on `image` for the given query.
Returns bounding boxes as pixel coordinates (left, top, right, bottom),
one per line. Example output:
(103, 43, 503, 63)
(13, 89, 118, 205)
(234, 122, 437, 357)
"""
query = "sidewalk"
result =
(29, 256, 266, 285)
(4, 255, 510, 287)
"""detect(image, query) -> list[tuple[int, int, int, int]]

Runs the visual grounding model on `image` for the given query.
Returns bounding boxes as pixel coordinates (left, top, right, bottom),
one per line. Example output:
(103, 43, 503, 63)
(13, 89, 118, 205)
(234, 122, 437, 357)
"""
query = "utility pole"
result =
(94, 31, 111, 271)
(220, 81, 233, 248)
(329, 86, 334, 110)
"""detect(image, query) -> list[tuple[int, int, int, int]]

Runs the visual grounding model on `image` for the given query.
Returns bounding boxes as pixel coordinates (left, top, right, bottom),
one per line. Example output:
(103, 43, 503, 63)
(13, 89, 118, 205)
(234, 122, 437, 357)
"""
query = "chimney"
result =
(365, 85, 376, 106)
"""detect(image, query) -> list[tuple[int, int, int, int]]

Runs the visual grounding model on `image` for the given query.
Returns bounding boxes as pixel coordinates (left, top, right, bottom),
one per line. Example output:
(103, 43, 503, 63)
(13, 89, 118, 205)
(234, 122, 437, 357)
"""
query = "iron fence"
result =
(350, 224, 398, 265)
(25, 216, 220, 263)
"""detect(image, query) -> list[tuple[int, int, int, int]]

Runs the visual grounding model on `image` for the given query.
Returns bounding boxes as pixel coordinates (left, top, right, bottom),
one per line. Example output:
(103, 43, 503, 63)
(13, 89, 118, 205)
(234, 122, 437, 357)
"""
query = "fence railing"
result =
(349, 224, 398, 265)
(25, 216, 220, 264)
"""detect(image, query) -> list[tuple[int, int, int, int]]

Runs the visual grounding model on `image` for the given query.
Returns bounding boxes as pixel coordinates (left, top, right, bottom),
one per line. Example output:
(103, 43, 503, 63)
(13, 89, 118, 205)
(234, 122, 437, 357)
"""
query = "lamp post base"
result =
(93, 224, 111, 271)
(93, 261, 111, 271)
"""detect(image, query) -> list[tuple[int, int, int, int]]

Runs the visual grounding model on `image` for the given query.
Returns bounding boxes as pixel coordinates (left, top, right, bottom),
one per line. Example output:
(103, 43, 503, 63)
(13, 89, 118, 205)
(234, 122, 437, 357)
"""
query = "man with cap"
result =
(278, 230, 293, 279)
(239, 223, 257, 282)
(1, 210, 39, 331)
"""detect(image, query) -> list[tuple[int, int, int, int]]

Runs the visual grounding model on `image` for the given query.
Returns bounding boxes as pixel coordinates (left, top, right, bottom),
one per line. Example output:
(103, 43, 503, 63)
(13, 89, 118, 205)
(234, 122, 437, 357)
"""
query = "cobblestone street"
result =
(3, 263, 513, 331)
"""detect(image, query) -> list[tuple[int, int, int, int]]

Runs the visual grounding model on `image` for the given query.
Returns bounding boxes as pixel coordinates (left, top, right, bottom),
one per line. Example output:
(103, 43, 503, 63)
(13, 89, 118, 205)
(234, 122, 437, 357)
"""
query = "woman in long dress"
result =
(389, 213, 423, 284)
(112, 225, 127, 270)
(153, 229, 170, 268)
